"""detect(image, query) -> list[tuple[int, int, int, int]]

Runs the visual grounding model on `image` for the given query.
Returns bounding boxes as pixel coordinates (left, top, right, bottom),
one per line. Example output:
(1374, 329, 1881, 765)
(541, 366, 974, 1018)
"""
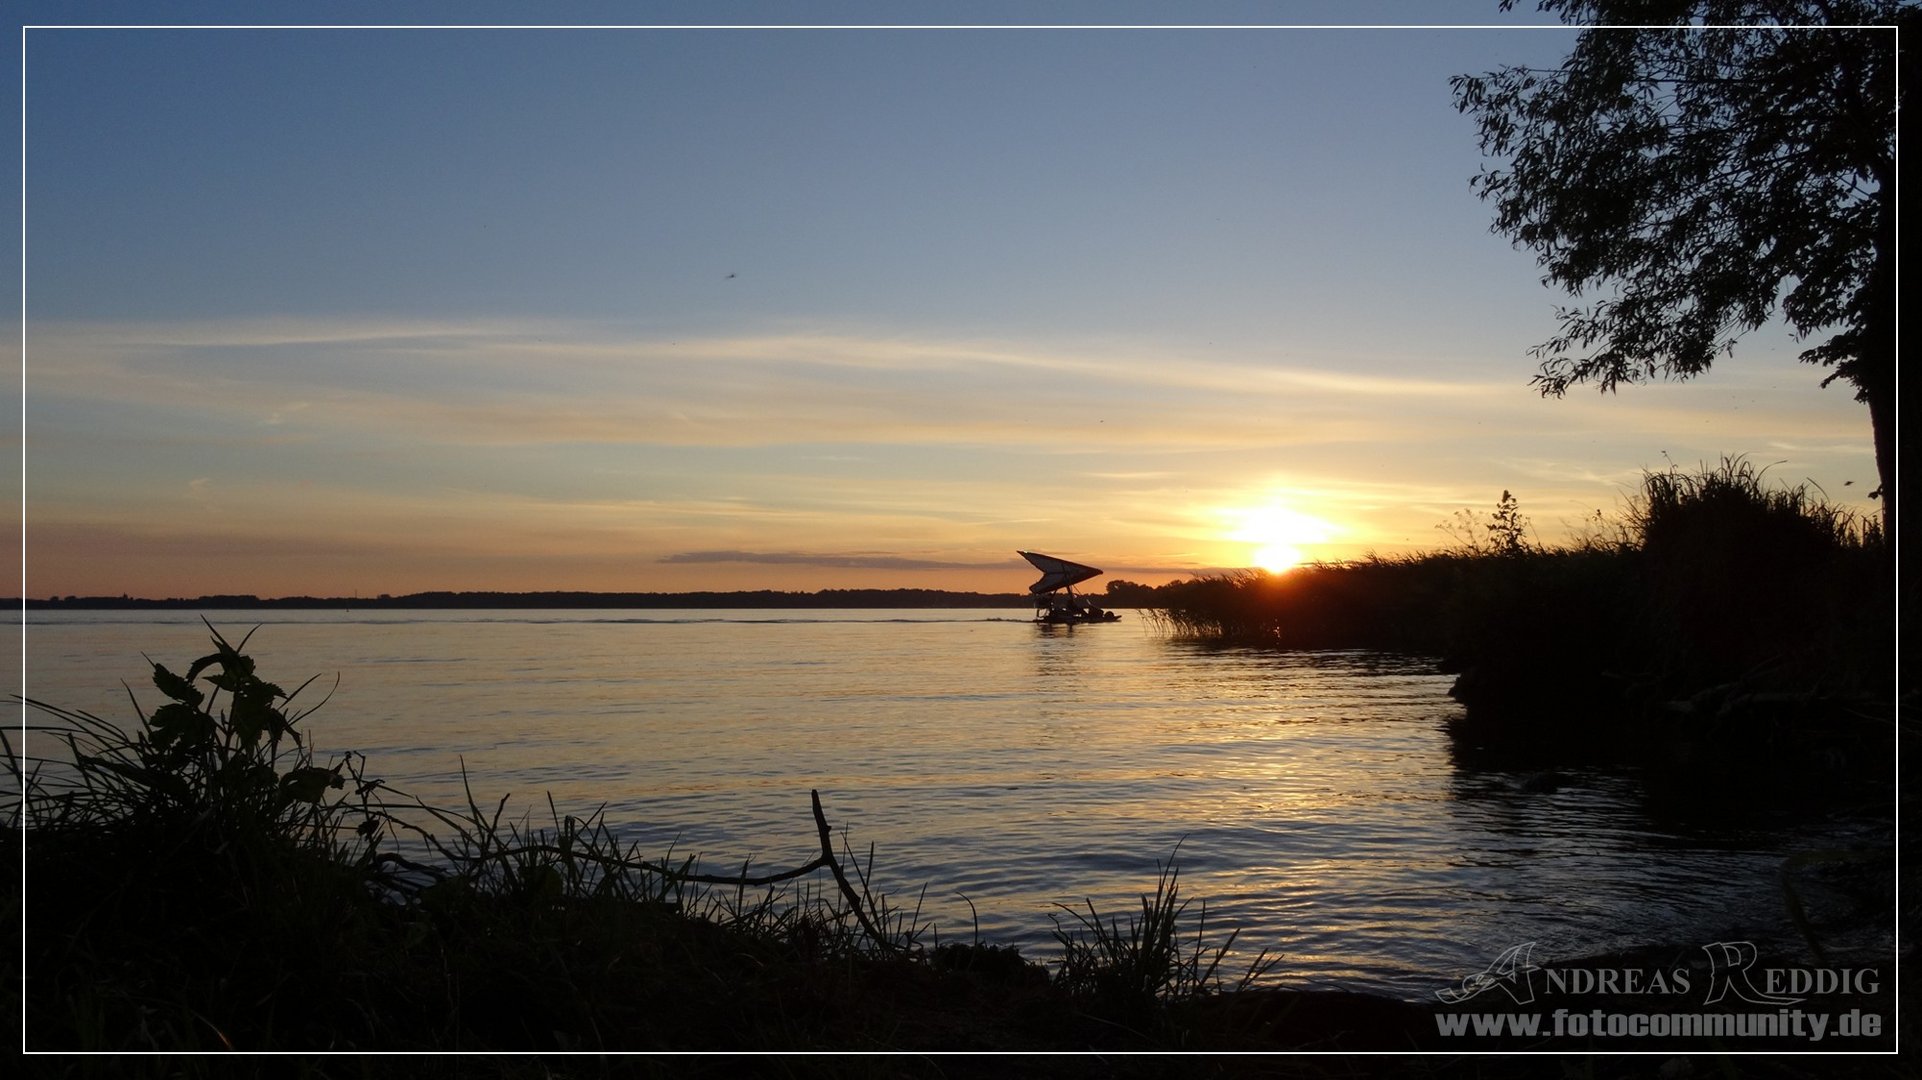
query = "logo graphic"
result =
(1433, 939, 1886, 1044)
(1702, 940, 1803, 1005)
(1436, 941, 1539, 1004)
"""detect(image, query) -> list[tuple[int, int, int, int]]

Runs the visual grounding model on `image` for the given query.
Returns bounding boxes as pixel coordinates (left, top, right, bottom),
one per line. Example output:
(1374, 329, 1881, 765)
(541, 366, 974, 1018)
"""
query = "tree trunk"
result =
(1866, 378, 1895, 544)
(1861, 177, 1897, 545)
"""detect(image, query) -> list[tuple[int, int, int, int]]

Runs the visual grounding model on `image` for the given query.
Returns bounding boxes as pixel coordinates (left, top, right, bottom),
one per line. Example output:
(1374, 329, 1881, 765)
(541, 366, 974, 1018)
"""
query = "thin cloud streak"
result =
(32, 316, 1857, 466)
(659, 551, 1024, 571)
(28, 317, 1524, 406)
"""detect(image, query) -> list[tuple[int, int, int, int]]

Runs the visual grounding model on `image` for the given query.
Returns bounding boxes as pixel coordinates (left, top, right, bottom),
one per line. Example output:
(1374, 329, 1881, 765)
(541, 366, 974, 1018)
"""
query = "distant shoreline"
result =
(15, 588, 1049, 610)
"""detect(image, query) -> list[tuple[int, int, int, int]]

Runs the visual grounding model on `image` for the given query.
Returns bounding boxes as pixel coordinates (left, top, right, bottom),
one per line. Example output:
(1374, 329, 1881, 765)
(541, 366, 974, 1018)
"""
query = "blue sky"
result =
(10, 3, 1883, 596)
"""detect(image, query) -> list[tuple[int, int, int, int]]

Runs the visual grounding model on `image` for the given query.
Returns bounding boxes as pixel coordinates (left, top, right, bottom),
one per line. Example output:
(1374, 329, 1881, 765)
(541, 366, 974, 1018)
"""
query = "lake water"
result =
(14, 609, 1893, 1001)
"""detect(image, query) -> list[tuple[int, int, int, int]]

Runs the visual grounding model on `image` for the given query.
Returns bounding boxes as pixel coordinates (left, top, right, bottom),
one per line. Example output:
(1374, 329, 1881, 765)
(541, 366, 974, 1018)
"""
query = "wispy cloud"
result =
(23, 317, 1546, 453)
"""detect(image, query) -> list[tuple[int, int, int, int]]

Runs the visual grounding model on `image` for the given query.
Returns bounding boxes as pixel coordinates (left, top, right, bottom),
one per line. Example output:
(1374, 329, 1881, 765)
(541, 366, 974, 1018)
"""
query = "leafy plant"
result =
(1487, 490, 1531, 557)
(1436, 491, 1532, 557)
(19, 621, 374, 852)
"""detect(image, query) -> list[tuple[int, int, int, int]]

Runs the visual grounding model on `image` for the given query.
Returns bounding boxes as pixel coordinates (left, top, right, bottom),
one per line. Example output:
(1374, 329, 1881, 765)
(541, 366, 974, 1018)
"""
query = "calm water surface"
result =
(16, 609, 1888, 1000)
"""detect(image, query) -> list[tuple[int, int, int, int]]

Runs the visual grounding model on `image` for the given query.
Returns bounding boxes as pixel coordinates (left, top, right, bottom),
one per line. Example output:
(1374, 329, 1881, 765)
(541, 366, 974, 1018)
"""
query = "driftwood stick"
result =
(812, 788, 900, 953)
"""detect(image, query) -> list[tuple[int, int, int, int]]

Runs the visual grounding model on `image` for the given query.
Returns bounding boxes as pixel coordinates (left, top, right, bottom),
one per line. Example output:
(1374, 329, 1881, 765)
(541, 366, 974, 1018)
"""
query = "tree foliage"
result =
(1451, 0, 1904, 527)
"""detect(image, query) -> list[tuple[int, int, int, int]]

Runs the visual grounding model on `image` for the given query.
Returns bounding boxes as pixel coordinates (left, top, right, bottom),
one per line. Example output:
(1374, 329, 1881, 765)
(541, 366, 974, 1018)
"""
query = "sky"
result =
(9, 2, 1886, 598)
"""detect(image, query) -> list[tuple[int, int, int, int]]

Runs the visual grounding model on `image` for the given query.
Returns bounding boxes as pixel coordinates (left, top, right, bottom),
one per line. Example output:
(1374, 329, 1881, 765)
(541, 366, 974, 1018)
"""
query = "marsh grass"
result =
(1051, 852, 1279, 1023)
(11, 621, 1289, 1054)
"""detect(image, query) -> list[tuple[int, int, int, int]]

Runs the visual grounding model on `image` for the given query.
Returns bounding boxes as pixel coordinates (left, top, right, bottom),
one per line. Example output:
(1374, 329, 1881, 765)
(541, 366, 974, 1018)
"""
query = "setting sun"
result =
(1226, 502, 1341, 573)
(1251, 543, 1306, 573)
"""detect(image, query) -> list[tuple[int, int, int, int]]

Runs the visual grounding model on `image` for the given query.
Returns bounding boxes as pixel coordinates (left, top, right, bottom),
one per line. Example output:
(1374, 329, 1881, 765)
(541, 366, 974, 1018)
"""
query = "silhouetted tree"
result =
(1452, 0, 1904, 537)
(1103, 579, 1163, 606)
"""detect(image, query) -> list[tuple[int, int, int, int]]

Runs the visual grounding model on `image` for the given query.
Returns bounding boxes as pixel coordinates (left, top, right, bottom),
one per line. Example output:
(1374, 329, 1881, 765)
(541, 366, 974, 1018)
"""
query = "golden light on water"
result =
(1224, 500, 1341, 573)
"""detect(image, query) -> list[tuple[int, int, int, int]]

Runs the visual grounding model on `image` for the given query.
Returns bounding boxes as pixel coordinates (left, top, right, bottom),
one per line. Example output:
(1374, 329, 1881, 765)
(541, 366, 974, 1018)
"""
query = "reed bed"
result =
(1148, 459, 1891, 706)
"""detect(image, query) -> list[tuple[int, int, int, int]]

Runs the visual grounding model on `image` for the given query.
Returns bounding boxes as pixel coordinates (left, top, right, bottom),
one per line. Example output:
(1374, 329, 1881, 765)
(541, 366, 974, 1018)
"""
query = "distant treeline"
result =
(19, 588, 1043, 610)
